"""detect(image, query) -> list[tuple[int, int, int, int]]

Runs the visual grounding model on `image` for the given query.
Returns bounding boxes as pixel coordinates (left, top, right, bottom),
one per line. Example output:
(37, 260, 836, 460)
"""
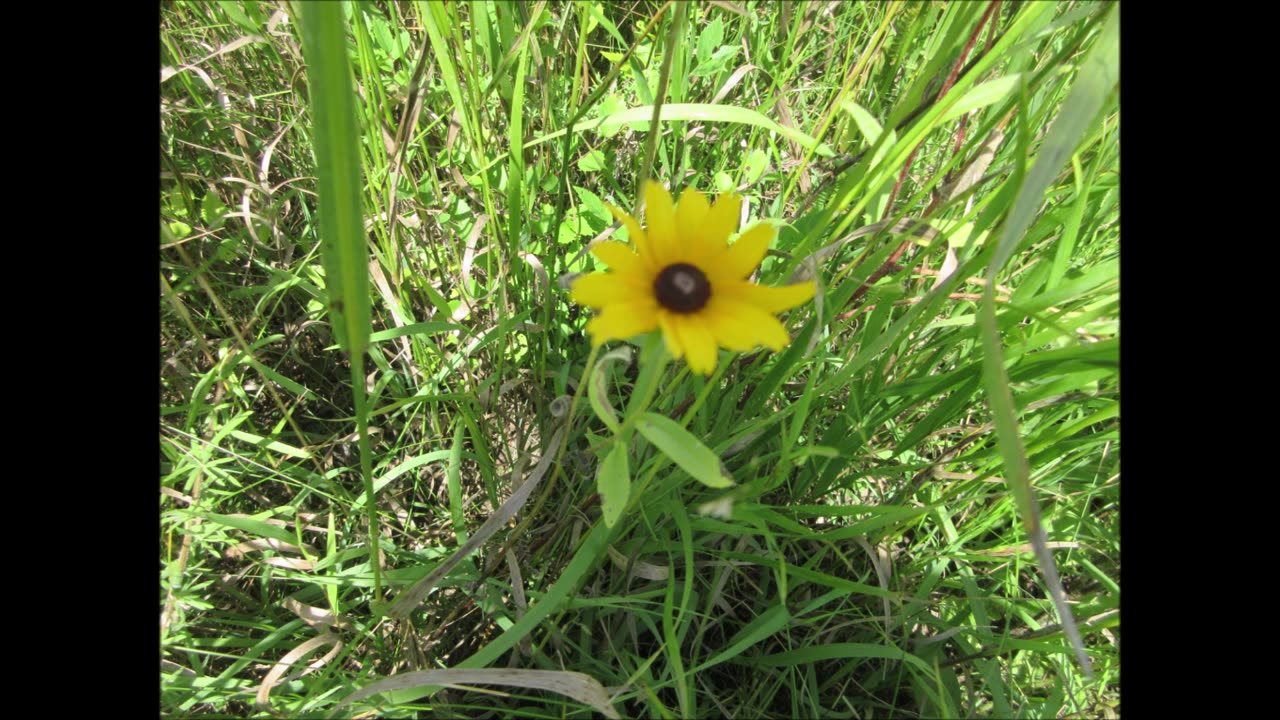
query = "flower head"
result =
(571, 181, 816, 375)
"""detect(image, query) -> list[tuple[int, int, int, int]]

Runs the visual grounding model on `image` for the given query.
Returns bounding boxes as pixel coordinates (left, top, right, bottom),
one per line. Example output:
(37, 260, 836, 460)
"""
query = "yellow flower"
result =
(571, 181, 817, 375)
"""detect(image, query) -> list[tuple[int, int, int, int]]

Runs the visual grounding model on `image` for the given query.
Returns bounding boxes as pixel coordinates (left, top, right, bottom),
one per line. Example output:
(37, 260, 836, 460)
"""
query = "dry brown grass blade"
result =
(454, 214, 491, 322)
(788, 218, 938, 284)
(711, 64, 757, 105)
(254, 631, 342, 710)
(160, 34, 266, 84)
(773, 90, 811, 194)
(931, 246, 960, 291)
(281, 596, 344, 632)
(504, 550, 532, 662)
(161, 659, 197, 678)
(224, 537, 319, 559)
(855, 537, 894, 634)
(519, 252, 550, 308)
(607, 545, 670, 582)
(939, 129, 1004, 203)
(385, 425, 566, 619)
(368, 258, 422, 384)
(335, 669, 620, 718)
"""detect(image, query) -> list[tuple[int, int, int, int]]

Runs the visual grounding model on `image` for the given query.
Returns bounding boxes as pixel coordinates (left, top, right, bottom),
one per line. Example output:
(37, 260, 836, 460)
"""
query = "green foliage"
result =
(161, 1, 1120, 717)
(635, 412, 734, 490)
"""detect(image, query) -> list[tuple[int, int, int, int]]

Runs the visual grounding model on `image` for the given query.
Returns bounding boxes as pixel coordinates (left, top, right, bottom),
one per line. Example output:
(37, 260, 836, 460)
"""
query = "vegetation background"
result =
(160, 1, 1119, 716)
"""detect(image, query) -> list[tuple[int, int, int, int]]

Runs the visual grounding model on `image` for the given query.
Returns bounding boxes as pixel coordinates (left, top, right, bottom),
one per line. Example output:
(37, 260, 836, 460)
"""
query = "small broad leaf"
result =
(573, 186, 612, 228)
(743, 148, 768, 185)
(597, 442, 631, 528)
(595, 93, 628, 137)
(841, 101, 884, 143)
(692, 45, 738, 77)
(696, 18, 723, 67)
(578, 149, 607, 172)
(635, 412, 734, 488)
(168, 220, 192, 238)
(714, 171, 734, 193)
(558, 208, 590, 245)
(201, 193, 229, 229)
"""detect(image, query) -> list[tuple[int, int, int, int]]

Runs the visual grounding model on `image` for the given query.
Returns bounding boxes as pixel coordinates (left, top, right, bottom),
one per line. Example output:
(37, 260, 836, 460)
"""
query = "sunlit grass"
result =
(161, 2, 1119, 716)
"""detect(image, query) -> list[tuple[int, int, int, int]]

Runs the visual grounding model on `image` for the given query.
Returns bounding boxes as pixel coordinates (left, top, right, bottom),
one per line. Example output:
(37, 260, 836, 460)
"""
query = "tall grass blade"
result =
(298, 1, 381, 598)
(298, 1, 370, 357)
(977, 5, 1118, 680)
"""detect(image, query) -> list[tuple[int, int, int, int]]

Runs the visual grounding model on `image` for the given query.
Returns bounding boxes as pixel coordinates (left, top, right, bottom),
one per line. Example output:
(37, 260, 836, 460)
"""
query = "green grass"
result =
(161, 1, 1120, 717)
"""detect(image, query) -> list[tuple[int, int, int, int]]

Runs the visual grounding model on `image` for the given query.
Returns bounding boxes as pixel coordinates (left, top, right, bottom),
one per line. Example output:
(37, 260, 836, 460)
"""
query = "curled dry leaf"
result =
(254, 631, 342, 710)
(606, 545, 670, 581)
(337, 668, 620, 718)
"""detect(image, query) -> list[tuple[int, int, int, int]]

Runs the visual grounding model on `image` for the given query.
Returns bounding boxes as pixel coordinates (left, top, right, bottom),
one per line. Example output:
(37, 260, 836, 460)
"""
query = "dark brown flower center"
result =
(654, 263, 711, 313)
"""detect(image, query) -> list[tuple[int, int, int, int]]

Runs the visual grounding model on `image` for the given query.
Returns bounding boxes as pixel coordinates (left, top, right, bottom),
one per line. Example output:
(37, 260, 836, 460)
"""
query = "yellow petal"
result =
(712, 222, 776, 282)
(657, 311, 684, 359)
(704, 298, 791, 351)
(571, 272, 647, 308)
(644, 180, 677, 265)
(731, 281, 817, 313)
(674, 314, 719, 375)
(704, 193, 741, 246)
(585, 299, 659, 344)
(683, 191, 740, 267)
(606, 203, 656, 272)
(675, 187, 710, 253)
(590, 241, 645, 277)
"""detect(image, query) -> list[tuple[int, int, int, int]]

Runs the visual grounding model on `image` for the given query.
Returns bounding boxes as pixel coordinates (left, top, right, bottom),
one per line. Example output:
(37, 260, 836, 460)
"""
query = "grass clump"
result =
(161, 1, 1119, 717)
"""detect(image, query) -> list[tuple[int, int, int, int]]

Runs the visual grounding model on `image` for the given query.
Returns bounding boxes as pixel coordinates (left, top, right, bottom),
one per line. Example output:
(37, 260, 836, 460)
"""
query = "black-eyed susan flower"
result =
(571, 181, 817, 375)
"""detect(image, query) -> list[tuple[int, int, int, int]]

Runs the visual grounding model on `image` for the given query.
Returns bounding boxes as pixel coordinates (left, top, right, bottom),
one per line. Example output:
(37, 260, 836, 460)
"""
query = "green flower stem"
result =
(351, 354, 382, 603)
(620, 332, 670, 436)
(606, 333, 671, 521)
(679, 354, 731, 425)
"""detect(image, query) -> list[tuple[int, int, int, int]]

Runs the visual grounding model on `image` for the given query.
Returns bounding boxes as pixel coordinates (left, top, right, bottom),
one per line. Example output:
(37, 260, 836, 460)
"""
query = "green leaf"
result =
(841, 101, 885, 143)
(696, 17, 724, 67)
(573, 186, 612, 227)
(368, 321, 467, 344)
(743, 148, 768, 185)
(578, 149, 607, 172)
(635, 412, 734, 489)
(694, 602, 791, 672)
(746, 642, 934, 675)
(595, 93, 628, 137)
(558, 207, 593, 244)
(692, 45, 738, 77)
(167, 220, 192, 238)
(200, 192, 228, 229)
(714, 171, 734, 193)
(228, 430, 312, 459)
(597, 442, 631, 528)
(206, 512, 297, 546)
(216, 0, 259, 33)
(840, 101, 897, 169)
